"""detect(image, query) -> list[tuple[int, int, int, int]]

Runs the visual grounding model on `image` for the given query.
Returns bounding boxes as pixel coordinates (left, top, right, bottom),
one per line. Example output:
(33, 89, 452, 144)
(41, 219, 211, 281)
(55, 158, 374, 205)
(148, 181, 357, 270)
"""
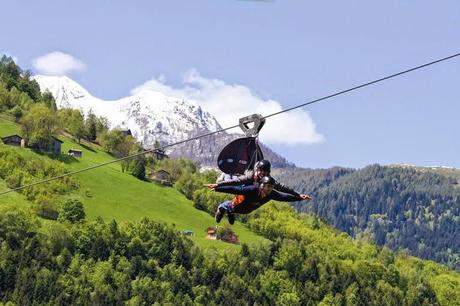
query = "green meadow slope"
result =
(0, 117, 267, 250)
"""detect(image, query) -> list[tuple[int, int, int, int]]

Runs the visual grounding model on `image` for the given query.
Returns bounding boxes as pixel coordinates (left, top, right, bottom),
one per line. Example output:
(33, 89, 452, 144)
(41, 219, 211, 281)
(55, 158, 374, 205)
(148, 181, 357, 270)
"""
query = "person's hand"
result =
(300, 194, 312, 201)
(206, 184, 218, 190)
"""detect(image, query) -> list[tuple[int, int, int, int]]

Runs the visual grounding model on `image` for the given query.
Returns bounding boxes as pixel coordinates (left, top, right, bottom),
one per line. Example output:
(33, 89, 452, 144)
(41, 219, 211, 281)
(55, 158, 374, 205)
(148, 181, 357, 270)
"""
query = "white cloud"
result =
(32, 51, 86, 76)
(131, 69, 324, 145)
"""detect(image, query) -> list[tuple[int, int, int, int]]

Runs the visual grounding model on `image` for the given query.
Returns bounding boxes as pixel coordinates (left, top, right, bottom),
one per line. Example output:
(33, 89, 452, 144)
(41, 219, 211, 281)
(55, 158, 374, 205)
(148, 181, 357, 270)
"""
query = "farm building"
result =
(68, 149, 83, 158)
(121, 129, 132, 137)
(150, 170, 172, 186)
(205, 226, 238, 244)
(47, 137, 64, 155)
(29, 136, 63, 155)
(206, 227, 217, 240)
(182, 230, 194, 236)
(1, 134, 24, 147)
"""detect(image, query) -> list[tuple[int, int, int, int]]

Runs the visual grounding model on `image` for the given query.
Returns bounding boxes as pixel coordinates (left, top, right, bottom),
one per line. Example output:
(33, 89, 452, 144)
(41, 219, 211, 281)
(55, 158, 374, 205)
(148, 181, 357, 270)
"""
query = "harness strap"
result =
(231, 195, 246, 207)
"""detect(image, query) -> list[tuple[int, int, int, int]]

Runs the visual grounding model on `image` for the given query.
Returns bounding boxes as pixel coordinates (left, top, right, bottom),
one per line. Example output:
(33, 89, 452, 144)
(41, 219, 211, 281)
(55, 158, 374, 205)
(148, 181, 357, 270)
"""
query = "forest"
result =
(273, 165, 460, 271)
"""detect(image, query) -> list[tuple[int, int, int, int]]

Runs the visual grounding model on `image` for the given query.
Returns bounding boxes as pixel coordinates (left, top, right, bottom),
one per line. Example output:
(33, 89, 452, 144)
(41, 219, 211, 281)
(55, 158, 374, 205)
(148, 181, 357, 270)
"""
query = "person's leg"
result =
(215, 200, 232, 223)
(227, 211, 235, 225)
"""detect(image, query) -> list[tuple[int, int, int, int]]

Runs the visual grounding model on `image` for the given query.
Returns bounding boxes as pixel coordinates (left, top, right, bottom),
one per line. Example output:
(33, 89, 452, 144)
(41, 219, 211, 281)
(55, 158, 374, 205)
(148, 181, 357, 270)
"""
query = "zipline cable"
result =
(263, 52, 460, 119)
(0, 52, 459, 196)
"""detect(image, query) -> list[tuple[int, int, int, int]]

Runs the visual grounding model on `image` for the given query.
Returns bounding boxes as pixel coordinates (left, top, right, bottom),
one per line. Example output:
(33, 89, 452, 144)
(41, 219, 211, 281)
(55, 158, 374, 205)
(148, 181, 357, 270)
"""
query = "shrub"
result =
(58, 199, 86, 223)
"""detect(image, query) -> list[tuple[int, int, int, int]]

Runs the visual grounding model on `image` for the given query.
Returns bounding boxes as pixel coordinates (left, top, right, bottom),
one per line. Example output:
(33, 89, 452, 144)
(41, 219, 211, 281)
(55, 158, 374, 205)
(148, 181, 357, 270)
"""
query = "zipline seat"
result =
(217, 114, 266, 176)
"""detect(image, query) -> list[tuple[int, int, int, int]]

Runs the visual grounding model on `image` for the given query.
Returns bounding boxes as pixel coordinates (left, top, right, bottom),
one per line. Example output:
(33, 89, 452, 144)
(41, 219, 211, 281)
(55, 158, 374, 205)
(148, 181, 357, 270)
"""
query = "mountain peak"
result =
(33, 75, 221, 144)
(33, 75, 92, 107)
(33, 75, 293, 168)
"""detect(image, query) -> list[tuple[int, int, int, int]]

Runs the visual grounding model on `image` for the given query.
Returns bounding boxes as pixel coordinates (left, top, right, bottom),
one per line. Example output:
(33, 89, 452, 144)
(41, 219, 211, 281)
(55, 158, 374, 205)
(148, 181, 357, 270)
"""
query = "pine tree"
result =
(85, 109, 97, 141)
(131, 155, 146, 180)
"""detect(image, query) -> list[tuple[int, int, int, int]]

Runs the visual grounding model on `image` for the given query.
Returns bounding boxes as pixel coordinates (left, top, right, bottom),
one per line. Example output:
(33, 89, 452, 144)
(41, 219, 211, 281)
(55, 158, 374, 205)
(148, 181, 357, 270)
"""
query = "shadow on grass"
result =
(53, 154, 80, 164)
(31, 148, 80, 164)
(79, 143, 97, 153)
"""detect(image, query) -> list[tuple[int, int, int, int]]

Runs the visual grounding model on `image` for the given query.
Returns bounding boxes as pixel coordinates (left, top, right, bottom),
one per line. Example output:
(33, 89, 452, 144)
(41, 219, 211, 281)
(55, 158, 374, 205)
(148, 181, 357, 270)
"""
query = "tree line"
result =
(0, 200, 459, 305)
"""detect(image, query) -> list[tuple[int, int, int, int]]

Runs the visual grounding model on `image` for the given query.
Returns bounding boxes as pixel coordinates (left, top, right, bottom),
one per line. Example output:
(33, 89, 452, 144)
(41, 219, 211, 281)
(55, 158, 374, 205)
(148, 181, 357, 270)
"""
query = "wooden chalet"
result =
(206, 227, 217, 240)
(150, 169, 172, 186)
(120, 129, 132, 137)
(1, 134, 24, 147)
(49, 137, 64, 155)
(32, 136, 63, 155)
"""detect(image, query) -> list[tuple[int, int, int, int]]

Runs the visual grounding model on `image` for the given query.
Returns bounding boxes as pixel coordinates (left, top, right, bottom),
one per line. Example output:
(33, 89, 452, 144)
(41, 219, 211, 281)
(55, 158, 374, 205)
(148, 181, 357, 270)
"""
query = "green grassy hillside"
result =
(0, 117, 33, 209)
(0, 116, 267, 250)
(0, 115, 20, 136)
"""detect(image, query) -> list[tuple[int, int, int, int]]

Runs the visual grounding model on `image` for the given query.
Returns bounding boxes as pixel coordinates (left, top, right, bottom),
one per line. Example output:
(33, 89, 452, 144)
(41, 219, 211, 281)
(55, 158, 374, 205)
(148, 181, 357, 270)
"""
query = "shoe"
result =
(215, 207, 225, 223)
(228, 212, 235, 225)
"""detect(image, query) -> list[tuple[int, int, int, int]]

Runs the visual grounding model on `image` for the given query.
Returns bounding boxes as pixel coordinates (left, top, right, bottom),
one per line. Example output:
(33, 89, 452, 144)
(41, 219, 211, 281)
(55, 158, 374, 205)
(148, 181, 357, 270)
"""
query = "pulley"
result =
(238, 114, 265, 137)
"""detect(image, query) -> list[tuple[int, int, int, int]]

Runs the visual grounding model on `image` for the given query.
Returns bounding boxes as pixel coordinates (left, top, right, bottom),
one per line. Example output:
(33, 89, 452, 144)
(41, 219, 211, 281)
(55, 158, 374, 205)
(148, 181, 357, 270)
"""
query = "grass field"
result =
(0, 116, 267, 250)
(0, 115, 20, 137)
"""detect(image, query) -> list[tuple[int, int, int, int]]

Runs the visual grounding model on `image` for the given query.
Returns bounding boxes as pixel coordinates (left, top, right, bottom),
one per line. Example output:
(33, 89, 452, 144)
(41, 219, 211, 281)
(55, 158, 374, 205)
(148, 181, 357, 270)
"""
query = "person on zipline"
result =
(209, 176, 310, 224)
(209, 159, 312, 201)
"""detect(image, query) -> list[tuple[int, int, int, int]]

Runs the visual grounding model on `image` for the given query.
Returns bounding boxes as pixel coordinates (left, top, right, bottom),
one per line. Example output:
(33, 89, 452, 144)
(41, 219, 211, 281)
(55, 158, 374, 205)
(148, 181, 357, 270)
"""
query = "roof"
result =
(155, 169, 170, 175)
(1, 134, 23, 140)
(52, 136, 64, 143)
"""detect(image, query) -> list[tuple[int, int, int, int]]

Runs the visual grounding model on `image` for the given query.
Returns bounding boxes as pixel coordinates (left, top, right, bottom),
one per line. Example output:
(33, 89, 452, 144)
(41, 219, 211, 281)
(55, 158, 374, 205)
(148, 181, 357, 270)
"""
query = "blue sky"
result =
(1, 0, 459, 168)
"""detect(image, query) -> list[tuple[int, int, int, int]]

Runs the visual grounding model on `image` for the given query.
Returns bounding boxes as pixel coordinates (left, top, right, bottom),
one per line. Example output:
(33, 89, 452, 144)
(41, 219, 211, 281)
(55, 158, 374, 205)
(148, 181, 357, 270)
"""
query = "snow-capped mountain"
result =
(34, 75, 221, 146)
(34, 75, 293, 168)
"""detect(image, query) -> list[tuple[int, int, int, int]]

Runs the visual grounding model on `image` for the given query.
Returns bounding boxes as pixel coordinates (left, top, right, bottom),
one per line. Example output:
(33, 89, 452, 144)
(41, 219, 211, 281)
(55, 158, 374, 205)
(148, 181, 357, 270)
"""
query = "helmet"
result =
(255, 160, 271, 172)
(259, 176, 276, 186)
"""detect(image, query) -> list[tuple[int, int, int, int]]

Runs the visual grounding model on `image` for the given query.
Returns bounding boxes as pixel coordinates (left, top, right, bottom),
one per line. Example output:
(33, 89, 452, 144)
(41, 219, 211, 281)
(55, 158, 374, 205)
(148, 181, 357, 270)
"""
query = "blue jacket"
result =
(215, 185, 301, 214)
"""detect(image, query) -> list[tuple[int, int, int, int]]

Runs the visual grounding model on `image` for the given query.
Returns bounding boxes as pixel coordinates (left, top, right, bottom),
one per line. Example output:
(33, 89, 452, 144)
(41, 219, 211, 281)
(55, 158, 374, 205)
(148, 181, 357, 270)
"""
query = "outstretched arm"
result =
(214, 185, 256, 195)
(270, 190, 304, 202)
(274, 181, 312, 200)
(274, 181, 300, 197)
(207, 172, 254, 190)
(216, 172, 254, 187)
